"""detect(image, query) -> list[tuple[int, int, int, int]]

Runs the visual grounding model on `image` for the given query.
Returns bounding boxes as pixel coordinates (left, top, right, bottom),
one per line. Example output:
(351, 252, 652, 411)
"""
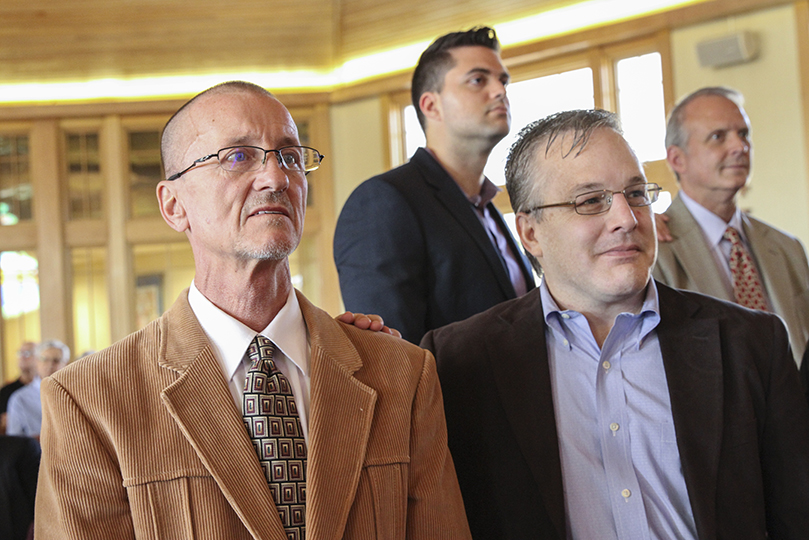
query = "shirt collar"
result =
(540, 278, 660, 339)
(680, 190, 746, 246)
(188, 282, 309, 382)
(468, 177, 501, 209)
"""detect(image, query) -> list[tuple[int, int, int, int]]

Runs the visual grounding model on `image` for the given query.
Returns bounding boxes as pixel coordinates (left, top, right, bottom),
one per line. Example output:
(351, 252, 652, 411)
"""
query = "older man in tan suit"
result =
(654, 87, 809, 366)
(35, 81, 470, 540)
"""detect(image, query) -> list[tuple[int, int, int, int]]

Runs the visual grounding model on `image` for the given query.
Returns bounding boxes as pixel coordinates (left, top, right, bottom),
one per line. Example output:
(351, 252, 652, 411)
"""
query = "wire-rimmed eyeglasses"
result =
(525, 183, 661, 216)
(166, 145, 324, 181)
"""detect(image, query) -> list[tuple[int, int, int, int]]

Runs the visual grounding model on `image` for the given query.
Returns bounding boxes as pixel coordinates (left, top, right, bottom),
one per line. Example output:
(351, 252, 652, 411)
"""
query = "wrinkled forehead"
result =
(40, 347, 66, 361)
(178, 90, 300, 155)
(539, 128, 641, 193)
(686, 95, 750, 129)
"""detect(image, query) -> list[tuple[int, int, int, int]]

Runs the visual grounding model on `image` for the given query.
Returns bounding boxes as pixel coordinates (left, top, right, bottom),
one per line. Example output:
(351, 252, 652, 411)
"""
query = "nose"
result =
(728, 132, 750, 155)
(252, 154, 290, 192)
(491, 79, 507, 100)
(605, 192, 638, 231)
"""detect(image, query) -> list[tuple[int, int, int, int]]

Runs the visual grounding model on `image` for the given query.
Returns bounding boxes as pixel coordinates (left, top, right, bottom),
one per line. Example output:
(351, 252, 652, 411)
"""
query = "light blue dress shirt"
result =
(541, 280, 697, 540)
(6, 376, 42, 437)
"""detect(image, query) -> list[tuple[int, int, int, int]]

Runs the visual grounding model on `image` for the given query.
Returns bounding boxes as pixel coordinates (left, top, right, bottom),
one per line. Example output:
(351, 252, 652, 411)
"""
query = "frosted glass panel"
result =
(616, 52, 667, 163)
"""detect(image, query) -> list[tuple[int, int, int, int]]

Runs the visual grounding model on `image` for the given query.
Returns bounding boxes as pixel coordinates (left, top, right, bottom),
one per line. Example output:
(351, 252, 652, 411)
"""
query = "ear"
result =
(516, 212, 543, 260)
(666, 145, 687, 176)
(419, 91, 442, 124)
(157, 181, 190, 233)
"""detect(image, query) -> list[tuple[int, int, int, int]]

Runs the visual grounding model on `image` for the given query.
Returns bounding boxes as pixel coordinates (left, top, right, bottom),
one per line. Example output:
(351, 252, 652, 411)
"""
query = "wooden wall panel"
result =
(0, 0, 337, 83)
(338, 0, 564, 59)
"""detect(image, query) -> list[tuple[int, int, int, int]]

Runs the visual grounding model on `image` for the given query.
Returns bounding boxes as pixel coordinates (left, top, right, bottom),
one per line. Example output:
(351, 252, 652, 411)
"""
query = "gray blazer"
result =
(654, 194, 809, 364)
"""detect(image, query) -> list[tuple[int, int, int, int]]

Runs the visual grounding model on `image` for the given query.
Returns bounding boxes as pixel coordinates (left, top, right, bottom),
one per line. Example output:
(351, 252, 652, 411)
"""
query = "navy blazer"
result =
(334, 148, 535, 344)
(424, 283, 809, 540)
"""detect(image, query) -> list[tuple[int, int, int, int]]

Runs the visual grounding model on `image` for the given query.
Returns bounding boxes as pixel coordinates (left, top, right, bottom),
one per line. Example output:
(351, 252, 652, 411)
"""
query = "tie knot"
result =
(248, 335, 276, 367)
(723, 226, 742, 245)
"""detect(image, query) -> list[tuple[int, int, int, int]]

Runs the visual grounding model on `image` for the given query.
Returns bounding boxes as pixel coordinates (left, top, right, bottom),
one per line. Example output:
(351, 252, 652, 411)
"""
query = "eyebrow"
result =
(569, 177, 647, 195)
(465, 67, 510, 80)
(226, 135, 300, 148)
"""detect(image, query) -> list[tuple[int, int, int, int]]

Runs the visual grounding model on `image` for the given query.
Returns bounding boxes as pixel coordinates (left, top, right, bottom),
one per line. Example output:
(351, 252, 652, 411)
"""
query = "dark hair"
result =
(505, 109, 621, 272)
(411, 26, 500, 129)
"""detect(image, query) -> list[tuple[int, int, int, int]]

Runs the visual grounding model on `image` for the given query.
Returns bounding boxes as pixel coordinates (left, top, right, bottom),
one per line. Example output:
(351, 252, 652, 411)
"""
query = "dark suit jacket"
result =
(334, 148, 535, 344)
(0, 436, 40, 540)
(423, 283, 809, 540)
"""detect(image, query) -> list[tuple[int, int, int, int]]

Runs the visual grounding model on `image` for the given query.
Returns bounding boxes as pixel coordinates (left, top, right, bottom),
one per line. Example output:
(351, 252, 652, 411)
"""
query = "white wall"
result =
(670, 4, 809, 246)
(329, 97, 387, 218)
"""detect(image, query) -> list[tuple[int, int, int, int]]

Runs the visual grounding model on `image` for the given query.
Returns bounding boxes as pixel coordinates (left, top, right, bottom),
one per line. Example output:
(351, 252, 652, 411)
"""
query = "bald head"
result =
(161, 81, 277, 179)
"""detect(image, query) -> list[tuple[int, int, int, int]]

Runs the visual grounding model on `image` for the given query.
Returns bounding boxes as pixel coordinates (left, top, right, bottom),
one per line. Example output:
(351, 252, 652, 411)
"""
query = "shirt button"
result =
(602, 360, 611, 370)
(610, 422, 620, 432)
(562, 339, 569, 347)
(621, 489, 631, 499)
(561, 313, 570, 319)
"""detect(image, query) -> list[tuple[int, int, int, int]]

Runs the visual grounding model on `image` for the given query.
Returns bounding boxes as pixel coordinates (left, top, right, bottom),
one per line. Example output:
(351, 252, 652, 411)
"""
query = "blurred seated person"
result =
(6, 340, 69, 438)
(0, 342, 37, 434)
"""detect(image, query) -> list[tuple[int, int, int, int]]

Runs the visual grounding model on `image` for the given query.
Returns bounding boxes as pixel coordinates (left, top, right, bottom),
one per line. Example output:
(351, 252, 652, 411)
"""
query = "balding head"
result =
(161, 81, 276, 179)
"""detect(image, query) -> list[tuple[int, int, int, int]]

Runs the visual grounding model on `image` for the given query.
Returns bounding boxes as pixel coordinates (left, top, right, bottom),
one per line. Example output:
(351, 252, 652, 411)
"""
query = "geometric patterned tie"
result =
(723, 226, 769, 311)
(243, 335, 307, 540)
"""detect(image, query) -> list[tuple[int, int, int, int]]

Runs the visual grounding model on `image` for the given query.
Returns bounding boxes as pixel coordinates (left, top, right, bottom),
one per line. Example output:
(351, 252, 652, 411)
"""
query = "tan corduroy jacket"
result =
(35, 289, 471, 540)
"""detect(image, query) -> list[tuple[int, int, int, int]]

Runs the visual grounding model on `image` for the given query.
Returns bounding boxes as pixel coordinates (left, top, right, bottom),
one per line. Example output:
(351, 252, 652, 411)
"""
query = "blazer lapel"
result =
(413, 149, 517, 298)
(487, 292, 565, 537)
(666, 196, 733, 301)
(656, 285, 723, 540)
(744, 216, 792, 318)
(158, 293, 287, 540)
(490, 202, 537, 291)
(298, 292, 377, 540)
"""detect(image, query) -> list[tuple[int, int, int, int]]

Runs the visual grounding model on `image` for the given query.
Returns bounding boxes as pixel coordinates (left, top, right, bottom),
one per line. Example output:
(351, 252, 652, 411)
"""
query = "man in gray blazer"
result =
(654, 86, 809, 365)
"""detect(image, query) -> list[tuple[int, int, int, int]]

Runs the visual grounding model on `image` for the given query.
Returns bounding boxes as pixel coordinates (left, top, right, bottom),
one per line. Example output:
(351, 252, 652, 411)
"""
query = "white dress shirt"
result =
(188, 282, 311, 443)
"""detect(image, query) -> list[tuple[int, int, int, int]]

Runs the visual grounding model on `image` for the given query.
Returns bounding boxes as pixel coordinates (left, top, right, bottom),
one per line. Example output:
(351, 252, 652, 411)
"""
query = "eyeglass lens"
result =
(575, 184, 658, 215)
(218, 146, 319, 173)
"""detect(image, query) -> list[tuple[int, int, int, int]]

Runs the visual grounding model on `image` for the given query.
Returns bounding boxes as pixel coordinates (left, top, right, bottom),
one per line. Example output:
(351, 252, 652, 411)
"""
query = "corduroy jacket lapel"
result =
(298, 292, 377, 539)
(158, 292, 288, 540)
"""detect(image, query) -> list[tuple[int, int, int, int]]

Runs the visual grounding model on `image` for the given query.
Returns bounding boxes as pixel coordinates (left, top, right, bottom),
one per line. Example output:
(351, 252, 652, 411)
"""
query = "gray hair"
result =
(505, 109, 622, 273)
(665, 86, 745, 150)
(37, 339, 71, 362)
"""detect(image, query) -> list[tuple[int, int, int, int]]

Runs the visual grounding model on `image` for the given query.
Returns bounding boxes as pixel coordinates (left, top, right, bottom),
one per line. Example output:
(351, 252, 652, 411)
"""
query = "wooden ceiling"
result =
(0, 0, 564, 85)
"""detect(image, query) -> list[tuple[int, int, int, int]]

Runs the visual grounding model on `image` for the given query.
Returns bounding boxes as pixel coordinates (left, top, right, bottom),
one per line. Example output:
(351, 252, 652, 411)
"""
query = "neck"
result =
(426, 134, 496, 199)
(682, 185, 738, 223)
(18, 372, 34, 385)
(194, 258, 292, 332)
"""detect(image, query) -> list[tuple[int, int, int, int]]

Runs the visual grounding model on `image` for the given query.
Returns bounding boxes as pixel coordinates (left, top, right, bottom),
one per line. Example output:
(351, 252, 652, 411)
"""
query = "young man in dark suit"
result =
(334, 27, 535, 344)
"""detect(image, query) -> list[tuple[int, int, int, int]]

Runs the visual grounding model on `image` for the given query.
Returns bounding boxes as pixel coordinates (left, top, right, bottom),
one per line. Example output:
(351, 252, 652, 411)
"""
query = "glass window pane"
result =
(616, 52, 667, 163)
(402, 68, 596, 185)
(296, 121, 314, 207)
(66, 132, 104, 219)
(403, 106, 424, 161)
(1, 251, 40, 381)
(72, 247, 110, 355)
(132, 243, 195, 330)
(485, 67, 595, 186)
(129, 130, 164, 218)
(0, 134, 33, 224)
